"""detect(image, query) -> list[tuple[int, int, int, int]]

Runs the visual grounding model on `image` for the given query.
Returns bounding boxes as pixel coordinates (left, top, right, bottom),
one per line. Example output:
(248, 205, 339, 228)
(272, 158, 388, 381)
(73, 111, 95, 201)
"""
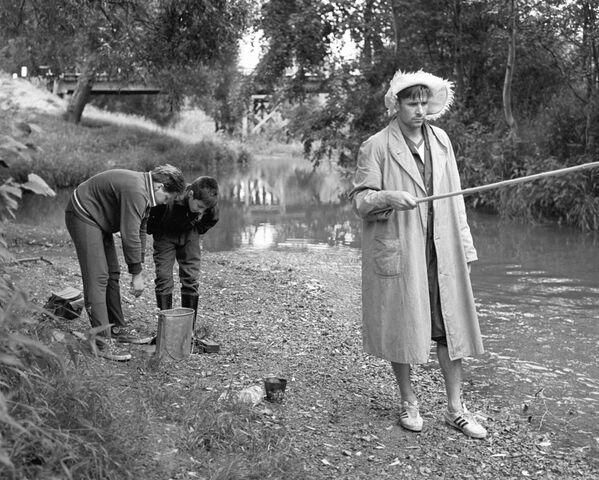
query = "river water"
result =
(13, 154, 599, 450)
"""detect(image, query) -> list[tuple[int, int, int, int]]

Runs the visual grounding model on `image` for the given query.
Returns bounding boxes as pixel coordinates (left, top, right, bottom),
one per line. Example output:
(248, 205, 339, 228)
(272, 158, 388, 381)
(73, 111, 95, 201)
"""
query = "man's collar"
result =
(145, 172, 158, 207)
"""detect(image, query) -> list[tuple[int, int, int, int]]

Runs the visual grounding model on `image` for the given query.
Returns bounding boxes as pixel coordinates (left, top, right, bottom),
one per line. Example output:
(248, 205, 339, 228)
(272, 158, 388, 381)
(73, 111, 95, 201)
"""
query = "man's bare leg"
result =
(436, 343, 462, 412)
(391, 361, 423, 431)
(391, 362, 417, 403)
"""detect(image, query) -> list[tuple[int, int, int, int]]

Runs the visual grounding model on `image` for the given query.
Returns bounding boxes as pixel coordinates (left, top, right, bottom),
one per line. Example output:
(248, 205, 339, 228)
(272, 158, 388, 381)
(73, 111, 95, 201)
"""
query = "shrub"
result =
(532, 90, 589, 160)
(501, 154, 599, 230)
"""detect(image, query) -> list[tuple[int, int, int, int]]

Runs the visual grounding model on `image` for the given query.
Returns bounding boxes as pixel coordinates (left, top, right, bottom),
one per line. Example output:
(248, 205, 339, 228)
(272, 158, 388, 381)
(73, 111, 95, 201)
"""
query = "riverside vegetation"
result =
(1, 75, 598, 479)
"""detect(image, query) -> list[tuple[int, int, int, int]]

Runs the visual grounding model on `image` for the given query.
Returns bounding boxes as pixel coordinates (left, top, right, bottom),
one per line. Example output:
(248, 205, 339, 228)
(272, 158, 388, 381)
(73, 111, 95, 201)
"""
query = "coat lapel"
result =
(425, 124, 449, 195)
(387, 120, 426, 194)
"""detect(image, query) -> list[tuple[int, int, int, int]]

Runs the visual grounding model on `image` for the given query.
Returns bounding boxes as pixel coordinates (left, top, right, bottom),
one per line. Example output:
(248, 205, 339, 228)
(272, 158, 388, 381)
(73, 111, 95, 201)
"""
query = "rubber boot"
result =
(181, 294, 199, 331)
(156, 293, 173, 311)
(151, 293, 172, 345)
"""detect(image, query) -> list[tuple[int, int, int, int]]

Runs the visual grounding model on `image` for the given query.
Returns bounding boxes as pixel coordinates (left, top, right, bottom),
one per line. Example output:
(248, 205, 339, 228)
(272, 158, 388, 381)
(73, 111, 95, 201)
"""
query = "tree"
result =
(0, 0, 253, 124)
(503, 0, 517, 139)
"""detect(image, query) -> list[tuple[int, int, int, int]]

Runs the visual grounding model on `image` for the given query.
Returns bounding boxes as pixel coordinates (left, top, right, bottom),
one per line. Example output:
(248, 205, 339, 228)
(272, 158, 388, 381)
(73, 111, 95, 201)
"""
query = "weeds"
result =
(0, 291, 136, 479)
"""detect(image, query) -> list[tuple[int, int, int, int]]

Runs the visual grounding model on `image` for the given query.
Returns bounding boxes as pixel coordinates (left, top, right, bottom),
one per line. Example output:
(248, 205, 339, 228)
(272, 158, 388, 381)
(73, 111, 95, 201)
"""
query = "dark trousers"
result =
(65, 211, 126, 336)
(426, 220, 447, 345)
(153, 230, 201, 296)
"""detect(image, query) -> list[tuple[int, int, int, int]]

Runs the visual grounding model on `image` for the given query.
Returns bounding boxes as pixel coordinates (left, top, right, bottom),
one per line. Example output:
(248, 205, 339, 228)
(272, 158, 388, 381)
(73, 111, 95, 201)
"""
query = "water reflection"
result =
(198, 154, 361, 251)
(13, 154, 362, 250)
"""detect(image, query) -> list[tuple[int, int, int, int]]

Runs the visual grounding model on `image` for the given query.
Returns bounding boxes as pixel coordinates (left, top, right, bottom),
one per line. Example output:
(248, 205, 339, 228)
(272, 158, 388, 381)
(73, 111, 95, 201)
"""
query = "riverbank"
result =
(5, 223, 598, 479)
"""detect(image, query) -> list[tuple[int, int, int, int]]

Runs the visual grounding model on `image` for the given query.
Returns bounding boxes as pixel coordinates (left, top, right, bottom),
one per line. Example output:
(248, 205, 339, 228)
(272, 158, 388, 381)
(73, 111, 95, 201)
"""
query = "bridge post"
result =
(241, 114, 248, 141)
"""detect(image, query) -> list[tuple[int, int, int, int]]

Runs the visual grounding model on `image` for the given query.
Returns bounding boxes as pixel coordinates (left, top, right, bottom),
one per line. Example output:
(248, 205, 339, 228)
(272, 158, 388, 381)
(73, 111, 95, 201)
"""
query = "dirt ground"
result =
(5, 223, 599, 479)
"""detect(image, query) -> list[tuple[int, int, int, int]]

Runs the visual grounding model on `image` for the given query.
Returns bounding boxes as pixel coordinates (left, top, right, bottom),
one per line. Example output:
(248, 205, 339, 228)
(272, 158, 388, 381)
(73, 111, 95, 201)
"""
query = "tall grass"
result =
(0, 294, 304, 479)
(0, 292, 135, 479)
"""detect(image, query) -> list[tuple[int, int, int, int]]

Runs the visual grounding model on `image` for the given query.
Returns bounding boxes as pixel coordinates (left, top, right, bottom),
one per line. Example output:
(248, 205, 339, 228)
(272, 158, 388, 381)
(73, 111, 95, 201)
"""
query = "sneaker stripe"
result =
(455, 417, 468, 428)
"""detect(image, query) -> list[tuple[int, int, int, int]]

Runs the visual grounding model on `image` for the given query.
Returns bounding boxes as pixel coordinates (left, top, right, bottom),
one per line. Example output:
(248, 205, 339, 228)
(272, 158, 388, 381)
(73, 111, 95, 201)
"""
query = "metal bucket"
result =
(155, 307, 194, 361)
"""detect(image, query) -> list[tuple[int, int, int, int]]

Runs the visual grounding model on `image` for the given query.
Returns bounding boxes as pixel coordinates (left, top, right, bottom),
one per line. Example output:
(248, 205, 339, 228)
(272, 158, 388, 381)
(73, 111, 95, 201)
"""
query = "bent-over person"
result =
(64, 165, 185, 361)
(147, 176, 219, 332)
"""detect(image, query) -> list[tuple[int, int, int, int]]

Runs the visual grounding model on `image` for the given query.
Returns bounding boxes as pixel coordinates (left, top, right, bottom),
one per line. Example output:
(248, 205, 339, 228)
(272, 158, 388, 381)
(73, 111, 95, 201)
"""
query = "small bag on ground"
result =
(44, 287, 84, 320)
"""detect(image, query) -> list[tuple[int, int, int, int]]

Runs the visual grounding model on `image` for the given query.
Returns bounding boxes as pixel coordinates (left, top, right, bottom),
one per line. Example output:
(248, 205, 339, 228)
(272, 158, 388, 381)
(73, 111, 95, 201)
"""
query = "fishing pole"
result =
(369, 161, 599, 215)
(414, 160, 599, 204)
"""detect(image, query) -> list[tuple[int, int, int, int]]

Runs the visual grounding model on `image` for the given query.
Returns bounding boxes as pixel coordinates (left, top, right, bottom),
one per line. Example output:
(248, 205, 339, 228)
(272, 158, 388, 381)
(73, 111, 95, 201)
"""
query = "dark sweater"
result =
(147, 200, 219, 236)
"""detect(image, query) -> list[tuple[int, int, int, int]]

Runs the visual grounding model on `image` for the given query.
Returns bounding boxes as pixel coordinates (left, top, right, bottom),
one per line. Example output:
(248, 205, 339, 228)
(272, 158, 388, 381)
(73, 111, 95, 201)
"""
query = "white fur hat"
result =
(384, 69, 455, 120)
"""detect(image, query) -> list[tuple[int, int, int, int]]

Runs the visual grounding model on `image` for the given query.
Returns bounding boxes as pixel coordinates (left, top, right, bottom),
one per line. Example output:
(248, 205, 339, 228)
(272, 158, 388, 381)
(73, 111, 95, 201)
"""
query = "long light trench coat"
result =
(351, 119, 484, 364)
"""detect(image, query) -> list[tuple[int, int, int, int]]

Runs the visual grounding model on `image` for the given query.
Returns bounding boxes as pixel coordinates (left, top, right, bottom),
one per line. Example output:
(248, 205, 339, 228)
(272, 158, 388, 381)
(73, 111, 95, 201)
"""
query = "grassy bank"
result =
(1, 74, 257, 190)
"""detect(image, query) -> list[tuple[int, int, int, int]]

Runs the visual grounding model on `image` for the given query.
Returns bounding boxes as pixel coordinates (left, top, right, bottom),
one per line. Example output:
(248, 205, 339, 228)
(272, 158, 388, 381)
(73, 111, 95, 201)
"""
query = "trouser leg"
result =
(65, 211, 111, 337)
(178, 233, 201, 330)
(178, 231, 201, 296)
(427, 230, 447, 344)
(104, 233, 125, 329)
(153, 233, 177, 296)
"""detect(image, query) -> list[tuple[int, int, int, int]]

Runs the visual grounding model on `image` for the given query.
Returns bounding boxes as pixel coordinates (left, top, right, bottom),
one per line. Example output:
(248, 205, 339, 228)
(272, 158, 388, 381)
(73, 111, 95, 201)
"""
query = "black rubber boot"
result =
(181, 294, 199, 331)
(156, 293, 173, 311)
(151, 293, 173, 345)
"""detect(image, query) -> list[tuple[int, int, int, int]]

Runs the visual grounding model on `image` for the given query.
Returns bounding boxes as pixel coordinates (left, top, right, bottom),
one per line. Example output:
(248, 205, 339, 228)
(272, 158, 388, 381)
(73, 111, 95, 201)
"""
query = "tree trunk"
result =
(503, 0, 517, 139)
(64, 60, 96, 124)
(581, 0, 597, 152)
(451, 0, 465, 100)
(361, 0, 382, 69)
(389, 0, 402, 67)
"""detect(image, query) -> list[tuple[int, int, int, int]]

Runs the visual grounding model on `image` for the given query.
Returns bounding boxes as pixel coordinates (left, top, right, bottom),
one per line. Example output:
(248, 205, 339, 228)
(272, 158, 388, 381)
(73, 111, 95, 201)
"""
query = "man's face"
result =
(154, 184, 174, 205)
(187, 191, 208, 215)
(397, 94, 429, 131)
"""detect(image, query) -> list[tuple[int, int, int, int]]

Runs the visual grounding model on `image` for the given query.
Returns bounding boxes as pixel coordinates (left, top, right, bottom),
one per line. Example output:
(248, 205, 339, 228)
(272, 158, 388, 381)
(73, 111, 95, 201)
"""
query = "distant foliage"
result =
(139, 137, 251, 181)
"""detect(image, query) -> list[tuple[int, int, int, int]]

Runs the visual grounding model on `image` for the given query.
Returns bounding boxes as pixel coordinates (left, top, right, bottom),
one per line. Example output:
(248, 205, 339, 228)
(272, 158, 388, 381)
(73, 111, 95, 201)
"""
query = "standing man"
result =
(65, 165, 186, 361)
(350, 70, 487, 438)
(147, 176, 219, 331)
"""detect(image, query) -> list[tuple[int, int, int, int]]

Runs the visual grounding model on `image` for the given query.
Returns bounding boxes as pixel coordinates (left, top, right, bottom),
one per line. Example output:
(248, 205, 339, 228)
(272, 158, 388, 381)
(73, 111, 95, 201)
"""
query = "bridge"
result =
(51, 72, 325, 98)
(51, 73, 161, 97)
(46, 70, 327, 135)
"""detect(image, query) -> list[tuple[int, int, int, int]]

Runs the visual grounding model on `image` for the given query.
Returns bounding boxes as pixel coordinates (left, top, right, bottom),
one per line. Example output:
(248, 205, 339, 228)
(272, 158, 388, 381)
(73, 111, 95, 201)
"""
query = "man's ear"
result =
(154, 183, 164, 192)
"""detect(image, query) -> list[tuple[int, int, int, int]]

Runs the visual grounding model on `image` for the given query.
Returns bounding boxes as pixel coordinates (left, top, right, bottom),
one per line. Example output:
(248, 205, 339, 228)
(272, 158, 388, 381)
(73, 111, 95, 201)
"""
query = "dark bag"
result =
(44, 287, 84, 320)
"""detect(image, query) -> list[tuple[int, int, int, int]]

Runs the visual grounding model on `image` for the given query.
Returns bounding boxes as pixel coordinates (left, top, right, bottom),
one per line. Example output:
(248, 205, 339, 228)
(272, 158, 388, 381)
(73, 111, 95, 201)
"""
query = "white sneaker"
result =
(399, 400, 423, 432)
(444, 405, 487, 439)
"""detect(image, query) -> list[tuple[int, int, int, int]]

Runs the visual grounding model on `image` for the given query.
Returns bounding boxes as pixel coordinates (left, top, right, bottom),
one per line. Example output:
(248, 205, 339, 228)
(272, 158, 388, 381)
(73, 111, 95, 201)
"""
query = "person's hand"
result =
(130, 273, 145, 297)
(384, 191, 418, 211)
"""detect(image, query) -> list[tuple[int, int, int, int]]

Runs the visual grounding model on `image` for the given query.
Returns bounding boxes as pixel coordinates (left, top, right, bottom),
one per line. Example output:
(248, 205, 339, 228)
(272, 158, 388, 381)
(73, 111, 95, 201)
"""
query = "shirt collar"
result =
(145, 172, 158, 207)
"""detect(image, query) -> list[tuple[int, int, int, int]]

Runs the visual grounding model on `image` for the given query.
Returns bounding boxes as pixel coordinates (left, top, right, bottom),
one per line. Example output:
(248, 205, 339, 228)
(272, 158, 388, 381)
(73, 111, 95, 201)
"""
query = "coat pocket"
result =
(372, 237, 401, 276)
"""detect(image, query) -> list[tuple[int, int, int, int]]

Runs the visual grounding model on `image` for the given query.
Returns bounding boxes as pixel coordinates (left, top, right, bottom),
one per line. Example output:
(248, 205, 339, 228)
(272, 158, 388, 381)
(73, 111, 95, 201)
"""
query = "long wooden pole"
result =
(414, 161, 599, 204)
